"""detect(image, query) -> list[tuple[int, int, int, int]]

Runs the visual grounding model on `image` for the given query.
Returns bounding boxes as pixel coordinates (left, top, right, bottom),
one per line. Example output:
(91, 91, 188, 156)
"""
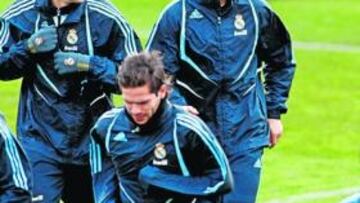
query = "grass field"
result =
(1, 0, 359, 202)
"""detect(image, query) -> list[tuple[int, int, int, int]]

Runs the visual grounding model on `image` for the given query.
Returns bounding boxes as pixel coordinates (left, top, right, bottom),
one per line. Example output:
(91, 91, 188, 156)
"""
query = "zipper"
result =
(216, 15, 226, 138)
(56, 8, 61, 51)
(56, 8, 61, 26)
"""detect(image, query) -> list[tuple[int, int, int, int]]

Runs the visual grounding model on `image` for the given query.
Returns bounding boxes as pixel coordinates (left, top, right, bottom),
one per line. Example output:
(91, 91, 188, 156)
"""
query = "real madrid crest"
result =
(234, 14, 246, 30)
(67, 28, 78, 45)
(154, 143, 167, 160)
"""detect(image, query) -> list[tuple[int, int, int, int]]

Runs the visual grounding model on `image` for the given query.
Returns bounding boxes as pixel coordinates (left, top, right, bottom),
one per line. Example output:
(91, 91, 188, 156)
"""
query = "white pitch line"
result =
(266, 186, 360, 203)
(294, 41, 360, 53)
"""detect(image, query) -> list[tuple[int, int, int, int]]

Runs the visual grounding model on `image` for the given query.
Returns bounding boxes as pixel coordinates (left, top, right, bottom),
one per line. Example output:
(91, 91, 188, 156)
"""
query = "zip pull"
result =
(217, 16, 222, 24)
(54, 8, 61, 27)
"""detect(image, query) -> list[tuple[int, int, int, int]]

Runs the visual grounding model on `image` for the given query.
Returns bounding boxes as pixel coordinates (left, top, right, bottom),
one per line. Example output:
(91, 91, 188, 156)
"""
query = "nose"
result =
(128, 104, 142, 115)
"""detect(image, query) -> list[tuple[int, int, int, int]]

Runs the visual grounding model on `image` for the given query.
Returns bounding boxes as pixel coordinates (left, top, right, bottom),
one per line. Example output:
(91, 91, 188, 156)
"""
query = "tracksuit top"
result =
(92, 101, 233, 202)
(147, 0, 296, 156)
(0, 0, 141, 163)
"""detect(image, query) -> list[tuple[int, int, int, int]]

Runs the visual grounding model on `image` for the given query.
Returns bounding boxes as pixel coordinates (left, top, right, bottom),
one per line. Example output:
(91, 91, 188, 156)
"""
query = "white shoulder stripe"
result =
(1, 0, 34, 17)
(0, 124, 29, 190)
(2, 0, 35, 19)
(91, 0, 138, 53)
(176, 113, 229, 178)
(105, 111, 121, 153)
(87, 1, 138, 55)
(98, 108, 123, 121)
(0, 20, 10, 53)
(88, 5, 137, 56)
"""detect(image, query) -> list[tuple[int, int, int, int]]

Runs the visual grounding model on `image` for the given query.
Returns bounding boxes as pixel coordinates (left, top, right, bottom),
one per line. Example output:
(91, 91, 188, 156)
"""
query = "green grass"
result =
(271, 0, 360, 45)
(258, 49, 360, 202)
(1, 0, 359, 202)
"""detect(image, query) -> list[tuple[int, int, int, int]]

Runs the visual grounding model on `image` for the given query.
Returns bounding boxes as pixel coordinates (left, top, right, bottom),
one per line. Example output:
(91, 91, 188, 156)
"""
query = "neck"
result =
(220, 0, 227, 7)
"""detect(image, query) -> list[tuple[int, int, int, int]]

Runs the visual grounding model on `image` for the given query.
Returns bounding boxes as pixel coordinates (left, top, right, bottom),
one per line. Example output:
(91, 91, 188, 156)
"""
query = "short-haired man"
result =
(147, 0, 296, 201)
(0, 113, 32, 203)
(91, 51, 233, 202)
(0, 0, 141, 202)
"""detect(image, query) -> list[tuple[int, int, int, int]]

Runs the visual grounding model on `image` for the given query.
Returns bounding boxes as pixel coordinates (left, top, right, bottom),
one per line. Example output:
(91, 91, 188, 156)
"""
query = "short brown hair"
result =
(118, 51, 169, 93)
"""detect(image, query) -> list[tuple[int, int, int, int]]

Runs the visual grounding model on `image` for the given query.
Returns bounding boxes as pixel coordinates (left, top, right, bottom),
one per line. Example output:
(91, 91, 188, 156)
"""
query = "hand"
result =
(54, 51, 91, 75)
(182, 105, 199, 115)
(268, 119, 283, 148)
(27, 22, 57, 54)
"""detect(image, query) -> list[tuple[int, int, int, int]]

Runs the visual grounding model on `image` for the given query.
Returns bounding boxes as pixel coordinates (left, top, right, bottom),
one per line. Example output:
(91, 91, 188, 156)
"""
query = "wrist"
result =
(267, 110, 281, 119)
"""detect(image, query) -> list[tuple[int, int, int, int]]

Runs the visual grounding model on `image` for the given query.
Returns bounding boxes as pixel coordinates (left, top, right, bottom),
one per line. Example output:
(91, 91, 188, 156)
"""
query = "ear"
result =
(158, 84, 168, 99)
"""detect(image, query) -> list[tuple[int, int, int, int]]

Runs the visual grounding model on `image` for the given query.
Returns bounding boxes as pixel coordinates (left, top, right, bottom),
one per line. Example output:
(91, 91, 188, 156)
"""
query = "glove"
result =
(27, 22, 57, 54)
(54, 51, 91, 75)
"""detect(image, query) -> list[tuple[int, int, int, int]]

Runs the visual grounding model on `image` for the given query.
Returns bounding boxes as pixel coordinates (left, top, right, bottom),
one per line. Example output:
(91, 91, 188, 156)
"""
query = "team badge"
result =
(154, 143, 167, 160)
(234, 14, 246, 30)
(64, 57, 75, 66)
(34, 37, 44, 46)
(67, 29, 78, 45)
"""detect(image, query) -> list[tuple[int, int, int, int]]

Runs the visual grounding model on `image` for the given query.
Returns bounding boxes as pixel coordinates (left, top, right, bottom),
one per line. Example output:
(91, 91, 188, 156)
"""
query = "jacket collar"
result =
(35, 0, 85, 24)
(125, 100, 174, 134)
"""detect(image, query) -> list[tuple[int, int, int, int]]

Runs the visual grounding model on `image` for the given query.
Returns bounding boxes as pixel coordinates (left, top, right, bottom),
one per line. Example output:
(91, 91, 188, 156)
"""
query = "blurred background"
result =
(0, 0, 359, 202)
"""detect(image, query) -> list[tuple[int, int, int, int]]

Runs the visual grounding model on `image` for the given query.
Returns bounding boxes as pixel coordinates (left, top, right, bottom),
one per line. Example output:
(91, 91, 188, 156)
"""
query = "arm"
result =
(146, 2, 188, 105)
(257, 5, 296, 119)
(256, 5, 296, 146)
(54, 18, 142, 94)
(88, 20, 142, 93)
(0, 116, 32, 202)
(0, 19, 33, 80)
(89, 111, 121, 203)
(139, 114, 233, 196)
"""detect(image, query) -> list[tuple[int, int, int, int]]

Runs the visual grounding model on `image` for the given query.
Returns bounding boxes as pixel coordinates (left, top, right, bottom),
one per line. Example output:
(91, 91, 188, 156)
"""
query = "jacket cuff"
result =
(267, 110, 281, 119)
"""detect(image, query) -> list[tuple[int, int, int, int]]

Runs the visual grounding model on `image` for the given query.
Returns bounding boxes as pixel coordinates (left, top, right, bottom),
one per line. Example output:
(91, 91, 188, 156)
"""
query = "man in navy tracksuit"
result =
(0, 113, 32, 203)
(91, 51, 233, 202)
(0, 0, 141, 202)
(147, 0, 296, 202)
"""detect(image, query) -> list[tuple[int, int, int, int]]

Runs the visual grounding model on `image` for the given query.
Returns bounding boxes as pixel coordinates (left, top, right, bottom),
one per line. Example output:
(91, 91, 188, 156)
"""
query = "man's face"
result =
(121, 84, 167, 125)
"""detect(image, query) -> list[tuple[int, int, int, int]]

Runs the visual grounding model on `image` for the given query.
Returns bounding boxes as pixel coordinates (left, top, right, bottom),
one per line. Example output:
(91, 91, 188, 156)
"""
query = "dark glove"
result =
(54, 51, 91, 75)
(27, 22, 57, 54)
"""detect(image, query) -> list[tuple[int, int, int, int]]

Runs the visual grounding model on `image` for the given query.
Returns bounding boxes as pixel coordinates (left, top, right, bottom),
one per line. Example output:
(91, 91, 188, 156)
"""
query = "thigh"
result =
(223, 148, 264, 203)
(62, 164, 94, 203)
(21, 137, 64, 203)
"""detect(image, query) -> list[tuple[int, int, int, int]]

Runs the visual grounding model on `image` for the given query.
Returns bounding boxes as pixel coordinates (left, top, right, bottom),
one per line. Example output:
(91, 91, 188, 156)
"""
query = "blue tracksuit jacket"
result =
(91, 101, 233, 202)
(0, 113, 32, 203)
(146, 0, 296, 156)
(0, 0, 141, 164)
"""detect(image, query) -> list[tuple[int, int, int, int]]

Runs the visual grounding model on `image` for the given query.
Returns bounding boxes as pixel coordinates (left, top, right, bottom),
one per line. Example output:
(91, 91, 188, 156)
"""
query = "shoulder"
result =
(93, 107, 125, 137)
(156, 0, 182, 25)
(1, 0, 37, 33)
(0, 118, 13, 148)
(87, 0, 128, 27)
(174, 109, 207, 134)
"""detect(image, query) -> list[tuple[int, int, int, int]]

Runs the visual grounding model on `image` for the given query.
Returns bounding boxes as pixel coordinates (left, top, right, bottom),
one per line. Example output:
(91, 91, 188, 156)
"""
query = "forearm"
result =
(0, 40, 32, 80)
(265, 62, 296, 118)
(88, 55, 120, 94)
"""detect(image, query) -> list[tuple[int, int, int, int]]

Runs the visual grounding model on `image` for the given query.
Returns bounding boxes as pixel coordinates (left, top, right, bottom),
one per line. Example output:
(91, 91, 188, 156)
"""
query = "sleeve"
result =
(0, 132, 32, 203)
(88, 17, 142, 93)
(139, 114, 233, 196)
(0, 19, 34, 81)
(256, 4, 296, 119)
(146, 2, 188, 105)
(89, 113, 120, 203)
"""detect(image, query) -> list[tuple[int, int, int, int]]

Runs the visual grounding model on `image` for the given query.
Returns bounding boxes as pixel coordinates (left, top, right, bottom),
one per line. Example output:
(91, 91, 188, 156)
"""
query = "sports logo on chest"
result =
(234, 14, 247, 36)
(64, 28, 79, 51)
(152, 143, 168, 166)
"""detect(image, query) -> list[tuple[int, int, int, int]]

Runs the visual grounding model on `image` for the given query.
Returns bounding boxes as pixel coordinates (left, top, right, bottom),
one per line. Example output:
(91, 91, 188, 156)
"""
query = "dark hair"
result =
(117, 51, 170, 93)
